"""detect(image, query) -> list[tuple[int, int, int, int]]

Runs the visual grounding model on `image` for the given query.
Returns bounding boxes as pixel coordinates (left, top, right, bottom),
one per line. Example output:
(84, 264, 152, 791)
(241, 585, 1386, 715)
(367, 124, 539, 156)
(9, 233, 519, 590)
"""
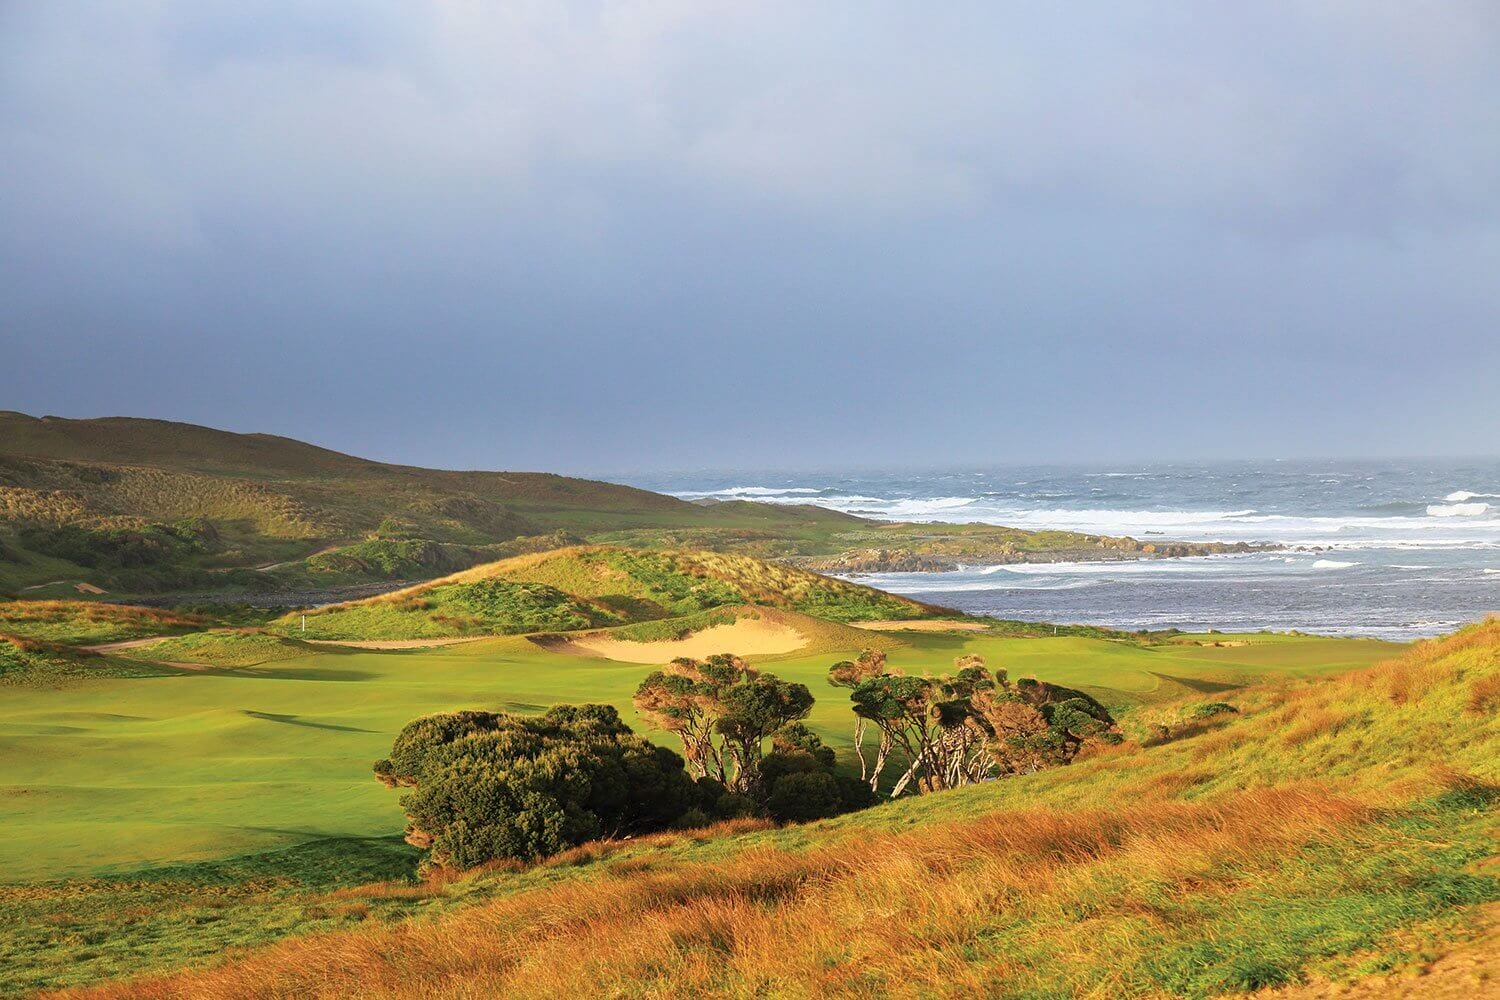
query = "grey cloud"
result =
(1, 1, 1497, 471)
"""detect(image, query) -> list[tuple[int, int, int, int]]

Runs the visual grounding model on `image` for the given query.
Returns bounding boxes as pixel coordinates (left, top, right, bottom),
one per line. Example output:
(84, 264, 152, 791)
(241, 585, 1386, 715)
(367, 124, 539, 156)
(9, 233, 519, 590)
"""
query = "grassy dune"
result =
(0, 601, 205, 645)
(270, 546, 941, 639)
(23, 621, 1494, 998)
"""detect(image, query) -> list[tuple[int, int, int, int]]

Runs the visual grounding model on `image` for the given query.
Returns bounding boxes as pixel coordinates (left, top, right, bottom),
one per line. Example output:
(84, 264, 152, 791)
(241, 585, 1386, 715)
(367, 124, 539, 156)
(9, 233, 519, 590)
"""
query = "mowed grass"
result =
(0, 628, 1396, 883)
(32, 622, 1499, 1000)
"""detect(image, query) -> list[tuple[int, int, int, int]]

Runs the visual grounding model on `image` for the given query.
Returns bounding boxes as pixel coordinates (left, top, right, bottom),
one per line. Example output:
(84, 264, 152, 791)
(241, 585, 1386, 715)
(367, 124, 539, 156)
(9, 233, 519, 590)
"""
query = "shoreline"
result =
(794, 538, 1279, 574)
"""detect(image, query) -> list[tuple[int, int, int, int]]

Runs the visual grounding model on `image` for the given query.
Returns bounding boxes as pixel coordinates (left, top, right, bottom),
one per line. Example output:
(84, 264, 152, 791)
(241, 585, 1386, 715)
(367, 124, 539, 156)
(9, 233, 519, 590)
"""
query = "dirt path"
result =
(83, 635, 174, 654)
(300, 637, 487, 650)
(255, 545, 343, 572)
(20, 580, 105, 594)
(83, 626, 259, 655)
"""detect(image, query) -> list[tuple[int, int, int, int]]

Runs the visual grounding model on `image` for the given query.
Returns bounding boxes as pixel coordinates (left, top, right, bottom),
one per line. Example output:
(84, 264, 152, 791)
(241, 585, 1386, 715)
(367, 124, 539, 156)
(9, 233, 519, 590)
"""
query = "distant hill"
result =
(270, 545, 945, 640)
(0, 412, 862, 594)
(0, 411, 1241, 599)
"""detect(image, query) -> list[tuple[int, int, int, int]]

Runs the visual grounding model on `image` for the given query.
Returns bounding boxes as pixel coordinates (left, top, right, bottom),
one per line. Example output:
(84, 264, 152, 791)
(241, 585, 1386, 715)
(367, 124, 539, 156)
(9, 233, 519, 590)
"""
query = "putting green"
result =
(0, 629, 1398, 882)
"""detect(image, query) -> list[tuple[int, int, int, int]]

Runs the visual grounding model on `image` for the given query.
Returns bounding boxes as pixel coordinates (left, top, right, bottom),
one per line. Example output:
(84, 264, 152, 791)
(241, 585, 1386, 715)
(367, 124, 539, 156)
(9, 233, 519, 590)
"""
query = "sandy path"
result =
(83, 626, 260, 655)
(851, 619, 990, 632)
(20, 580, 105, 594)
(550, 617, 808, 663)
(255, 545, 344, 572)
(83, 635, 174, 654)
(301, 637, 487, 650)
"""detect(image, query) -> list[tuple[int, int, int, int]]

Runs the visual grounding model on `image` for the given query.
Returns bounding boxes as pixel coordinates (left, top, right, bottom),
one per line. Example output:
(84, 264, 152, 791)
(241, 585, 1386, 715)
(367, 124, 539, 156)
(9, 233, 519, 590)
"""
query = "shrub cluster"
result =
(375, 704, 700, 870)
(379, 649, 1116, 871)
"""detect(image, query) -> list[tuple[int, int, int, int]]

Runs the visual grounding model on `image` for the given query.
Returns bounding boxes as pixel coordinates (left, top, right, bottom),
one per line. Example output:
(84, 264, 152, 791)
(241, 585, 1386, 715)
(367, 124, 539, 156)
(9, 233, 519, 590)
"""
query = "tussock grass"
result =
(0, 600, 205, 644)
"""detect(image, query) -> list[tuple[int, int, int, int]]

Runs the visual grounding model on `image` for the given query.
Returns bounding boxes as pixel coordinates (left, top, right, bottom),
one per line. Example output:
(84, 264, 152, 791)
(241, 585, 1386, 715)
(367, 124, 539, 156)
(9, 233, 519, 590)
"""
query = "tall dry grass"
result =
(50, 788, 1372, 1000)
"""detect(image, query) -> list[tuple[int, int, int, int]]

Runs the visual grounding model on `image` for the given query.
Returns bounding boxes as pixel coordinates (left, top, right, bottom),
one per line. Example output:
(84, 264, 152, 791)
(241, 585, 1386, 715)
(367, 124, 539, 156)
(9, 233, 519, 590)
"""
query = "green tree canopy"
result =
(374, 703, 699, 869)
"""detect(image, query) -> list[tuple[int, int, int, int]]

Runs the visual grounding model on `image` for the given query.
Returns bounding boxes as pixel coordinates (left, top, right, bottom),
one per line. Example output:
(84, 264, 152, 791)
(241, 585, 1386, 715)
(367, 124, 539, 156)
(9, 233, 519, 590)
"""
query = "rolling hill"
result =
(0, 412, 862, 594)
(268, 545, 946, 640)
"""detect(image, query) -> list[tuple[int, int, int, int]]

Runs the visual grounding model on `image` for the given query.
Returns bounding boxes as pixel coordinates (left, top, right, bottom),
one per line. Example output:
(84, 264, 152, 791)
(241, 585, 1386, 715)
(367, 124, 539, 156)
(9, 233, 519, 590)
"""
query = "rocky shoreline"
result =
(794, 538, 1275, 574)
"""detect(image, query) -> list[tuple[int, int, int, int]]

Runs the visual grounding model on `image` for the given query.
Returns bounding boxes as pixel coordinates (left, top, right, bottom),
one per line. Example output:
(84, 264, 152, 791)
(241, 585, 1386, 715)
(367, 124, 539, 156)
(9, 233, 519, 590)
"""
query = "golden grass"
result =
(51, 788, 1373, 1000)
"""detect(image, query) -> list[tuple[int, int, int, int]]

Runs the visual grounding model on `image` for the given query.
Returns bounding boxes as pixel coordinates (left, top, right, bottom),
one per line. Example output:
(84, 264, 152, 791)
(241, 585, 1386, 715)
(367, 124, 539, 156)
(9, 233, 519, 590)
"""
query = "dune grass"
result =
(270, 578, 621, 640)
(272, 546, 942, 641)
(0, 600, 205, 645)
(24, 621, 1494, 999)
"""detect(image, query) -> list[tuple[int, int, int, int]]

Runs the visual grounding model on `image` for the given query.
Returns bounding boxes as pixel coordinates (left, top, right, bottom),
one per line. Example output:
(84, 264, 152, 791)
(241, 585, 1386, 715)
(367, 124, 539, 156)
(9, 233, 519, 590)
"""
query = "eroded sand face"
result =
(555, 617, 808, 662)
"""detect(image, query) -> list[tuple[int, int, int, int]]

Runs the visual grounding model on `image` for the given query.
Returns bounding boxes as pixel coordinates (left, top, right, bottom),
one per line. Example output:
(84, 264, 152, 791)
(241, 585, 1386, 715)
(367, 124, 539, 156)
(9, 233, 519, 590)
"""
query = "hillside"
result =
(269, 545, 945, 639)
(38, 620, 1497, 999)
(0, 413, 1238, 598)
(0, 412, 862, 594)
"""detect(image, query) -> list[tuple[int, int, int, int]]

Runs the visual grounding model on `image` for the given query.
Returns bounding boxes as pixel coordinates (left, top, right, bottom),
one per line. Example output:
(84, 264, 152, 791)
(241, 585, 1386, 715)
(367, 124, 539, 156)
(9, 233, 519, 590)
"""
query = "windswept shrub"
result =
(375, 704, 701, 870)
(835, 653, 1121, 795)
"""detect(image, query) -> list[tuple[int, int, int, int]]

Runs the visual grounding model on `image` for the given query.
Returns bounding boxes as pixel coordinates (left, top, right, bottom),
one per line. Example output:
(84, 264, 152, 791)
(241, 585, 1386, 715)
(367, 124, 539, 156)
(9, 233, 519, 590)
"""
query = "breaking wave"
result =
(1427, 502, 1491, 517)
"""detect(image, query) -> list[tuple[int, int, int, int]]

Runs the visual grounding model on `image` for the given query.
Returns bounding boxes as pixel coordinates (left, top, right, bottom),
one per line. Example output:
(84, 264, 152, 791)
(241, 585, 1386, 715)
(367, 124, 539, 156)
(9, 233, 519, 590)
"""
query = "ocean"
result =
(625, 459, 1500, 640)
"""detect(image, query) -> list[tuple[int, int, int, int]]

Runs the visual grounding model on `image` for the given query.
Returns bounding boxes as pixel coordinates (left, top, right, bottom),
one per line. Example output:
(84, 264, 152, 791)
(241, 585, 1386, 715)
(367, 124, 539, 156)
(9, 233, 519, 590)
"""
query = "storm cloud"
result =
(3, 2, 1497, 471)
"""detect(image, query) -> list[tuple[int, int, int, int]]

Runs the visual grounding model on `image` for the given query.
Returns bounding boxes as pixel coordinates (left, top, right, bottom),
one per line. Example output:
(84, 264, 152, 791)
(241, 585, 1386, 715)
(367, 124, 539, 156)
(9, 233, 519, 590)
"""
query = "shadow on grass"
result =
(241, 710, 377, 733)
(1148, 671, 1242, 694)
(190, 665, 380, 681)
(93, 834, 420, 888)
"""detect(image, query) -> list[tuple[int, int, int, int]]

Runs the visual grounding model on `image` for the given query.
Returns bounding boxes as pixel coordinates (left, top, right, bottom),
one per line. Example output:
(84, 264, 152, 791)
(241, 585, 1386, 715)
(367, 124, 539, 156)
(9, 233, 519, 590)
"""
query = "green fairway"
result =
(0, 628, 1399, 883)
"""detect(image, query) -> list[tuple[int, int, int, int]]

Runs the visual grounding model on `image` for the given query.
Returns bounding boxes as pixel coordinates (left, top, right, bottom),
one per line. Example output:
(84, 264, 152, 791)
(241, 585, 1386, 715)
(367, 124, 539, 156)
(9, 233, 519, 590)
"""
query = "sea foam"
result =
(1427, 502, 1491, 517)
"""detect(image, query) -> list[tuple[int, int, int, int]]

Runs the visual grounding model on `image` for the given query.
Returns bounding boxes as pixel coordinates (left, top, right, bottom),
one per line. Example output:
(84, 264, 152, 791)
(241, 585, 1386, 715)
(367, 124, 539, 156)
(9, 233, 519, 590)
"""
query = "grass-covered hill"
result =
(1, 412, 1235, 598)
(39, 620, 1497, 999)
(0, 411, 868, 594)
(270, 545, 945, 640)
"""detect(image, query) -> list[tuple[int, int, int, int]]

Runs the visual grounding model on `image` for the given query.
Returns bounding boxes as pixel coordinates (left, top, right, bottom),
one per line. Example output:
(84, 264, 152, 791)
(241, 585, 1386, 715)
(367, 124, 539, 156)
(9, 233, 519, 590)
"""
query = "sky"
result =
(2, 2, 1498, 474)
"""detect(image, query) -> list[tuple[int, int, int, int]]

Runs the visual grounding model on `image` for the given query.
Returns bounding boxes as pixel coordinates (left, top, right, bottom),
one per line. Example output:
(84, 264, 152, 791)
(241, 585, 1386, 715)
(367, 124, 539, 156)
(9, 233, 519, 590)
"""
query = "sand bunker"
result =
(851, 619, 990, 633)
(556, 617, 808, 663)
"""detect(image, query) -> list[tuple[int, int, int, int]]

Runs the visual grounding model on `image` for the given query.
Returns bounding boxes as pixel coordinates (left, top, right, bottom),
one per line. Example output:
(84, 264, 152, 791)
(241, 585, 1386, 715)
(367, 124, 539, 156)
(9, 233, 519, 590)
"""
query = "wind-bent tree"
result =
(834, 653, 1120, 796)
(633, 653, 814, 796)
(827, 648, 890, 786)
(373, 704, 700, 869)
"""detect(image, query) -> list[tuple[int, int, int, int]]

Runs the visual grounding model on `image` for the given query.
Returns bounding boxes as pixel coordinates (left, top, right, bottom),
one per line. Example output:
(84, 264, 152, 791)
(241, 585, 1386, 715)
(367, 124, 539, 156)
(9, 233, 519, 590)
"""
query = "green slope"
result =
(268, 546, 946, 639)
(0, 412, 861, 593)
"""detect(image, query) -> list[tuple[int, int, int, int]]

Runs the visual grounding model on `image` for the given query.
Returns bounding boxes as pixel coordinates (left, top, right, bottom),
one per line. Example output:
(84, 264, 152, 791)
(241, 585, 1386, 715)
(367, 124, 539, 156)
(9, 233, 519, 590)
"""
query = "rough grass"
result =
(277, 546, 943, 640)
(0, 600, 205, 645)
(271, 578, 622, 640)
(28, 621, 1497, 998)
(0, 634, 168, 686)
